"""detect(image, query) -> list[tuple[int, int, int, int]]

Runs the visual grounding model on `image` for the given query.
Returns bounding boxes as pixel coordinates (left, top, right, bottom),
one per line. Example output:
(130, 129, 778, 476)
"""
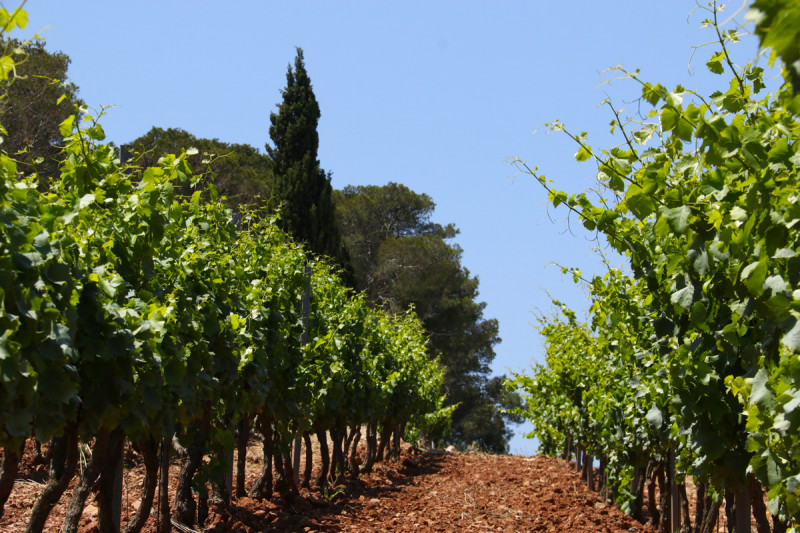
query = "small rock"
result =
(446, 445, 457, 454)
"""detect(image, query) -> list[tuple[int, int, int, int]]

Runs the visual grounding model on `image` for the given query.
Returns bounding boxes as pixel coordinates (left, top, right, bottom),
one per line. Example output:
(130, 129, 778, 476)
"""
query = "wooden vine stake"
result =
(224, 421, 234, 502)
(669, 449, 680, 533)
(734, 488, 750, 533)
(112, 444, 122, 533)
(293, 264, 312, 485)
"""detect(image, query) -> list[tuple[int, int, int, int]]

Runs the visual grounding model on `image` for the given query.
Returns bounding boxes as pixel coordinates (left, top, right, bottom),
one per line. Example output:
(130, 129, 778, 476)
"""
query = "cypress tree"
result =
(267, 47, 345, 266)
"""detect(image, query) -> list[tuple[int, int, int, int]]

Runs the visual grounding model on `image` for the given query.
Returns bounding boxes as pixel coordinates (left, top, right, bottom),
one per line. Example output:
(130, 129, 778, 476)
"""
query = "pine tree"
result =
(0, 39, 82, 188)
(267, 47, 345, 266)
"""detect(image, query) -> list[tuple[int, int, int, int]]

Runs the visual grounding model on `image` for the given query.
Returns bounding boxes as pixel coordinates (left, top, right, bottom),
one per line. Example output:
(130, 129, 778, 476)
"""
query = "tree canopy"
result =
(129, 126, 273, 213)
(0, 38, 81, 187)
(268, 47, 347, 270)
(334, 183, 522, 452)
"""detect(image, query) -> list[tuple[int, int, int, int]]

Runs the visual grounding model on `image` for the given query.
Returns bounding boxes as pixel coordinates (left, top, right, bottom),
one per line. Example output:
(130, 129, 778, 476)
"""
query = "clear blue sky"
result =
(21, 1, 762, 454)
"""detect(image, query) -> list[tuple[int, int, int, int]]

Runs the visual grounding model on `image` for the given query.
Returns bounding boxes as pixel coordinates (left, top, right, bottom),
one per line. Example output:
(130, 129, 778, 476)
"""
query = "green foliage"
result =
(267, 47, 347, 271)
(334, 182, 520, 453)
(129, 126, 274, 213)
(748, 0, 800, 92)
(334, 182, 458, 297)
(0, 11, 446, 519)
(0, 107, 444, 475)
(0, 38, 82, 187)
(508, 1, 800, 525)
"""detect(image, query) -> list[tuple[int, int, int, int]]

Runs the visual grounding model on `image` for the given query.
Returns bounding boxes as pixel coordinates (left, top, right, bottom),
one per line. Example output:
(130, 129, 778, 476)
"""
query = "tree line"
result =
(0, 30, 521, 453)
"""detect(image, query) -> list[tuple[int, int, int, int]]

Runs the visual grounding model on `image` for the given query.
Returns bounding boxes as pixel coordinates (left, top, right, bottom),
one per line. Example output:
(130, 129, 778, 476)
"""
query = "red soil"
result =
(1, 440, 653, 532)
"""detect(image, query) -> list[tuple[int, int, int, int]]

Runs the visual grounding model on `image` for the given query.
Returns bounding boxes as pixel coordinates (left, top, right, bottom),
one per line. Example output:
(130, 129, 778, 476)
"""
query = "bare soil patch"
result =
(1, 440, 653, 532)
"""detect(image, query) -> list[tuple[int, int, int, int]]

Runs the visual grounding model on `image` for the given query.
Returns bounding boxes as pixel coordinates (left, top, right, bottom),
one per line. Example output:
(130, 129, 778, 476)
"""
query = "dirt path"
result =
(315, 452, 651, 533)
(1, 442, 652, 532)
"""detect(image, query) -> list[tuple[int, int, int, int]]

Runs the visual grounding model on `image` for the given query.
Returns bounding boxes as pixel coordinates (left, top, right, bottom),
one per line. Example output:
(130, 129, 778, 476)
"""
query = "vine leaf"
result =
(750, 368, 774, 410)
(781, 313, 800, 351)
(662, 205, 691, 234)
(646, 403, 663, 430)
(671, 286, 694, 310)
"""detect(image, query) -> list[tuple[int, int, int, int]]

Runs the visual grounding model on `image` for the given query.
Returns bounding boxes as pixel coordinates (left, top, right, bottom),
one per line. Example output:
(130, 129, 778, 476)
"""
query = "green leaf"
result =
(765, 453, 782, 488)
(781, 313, 800, 351)
(87, 124, 105, 141)
(625, 191, 655, 219)
(764, 274, 787, 296)
(671, 286, 694, 310)
(707, 52, 725, 74)
(59, 115, 75, 137)
(676, 115, 694, 141)
(0, 56, 14, 80)
(693, 250, 709, 276)
(5, 7, 28, 31)
(575, 146, 591, 162)
(750, 368, 774, 410)
(773, 248, 796, 259)
(662, 108, 678, 132)
(784, 396, 800, 414)
(642, 83, 665, 106)
(662, 205, 691, 234)
(741, 259, 768, 296)
(38, 370, 78, 404)
(691, 301, 708, 327)
(633, 123, 657, 145)
(646, 403, 663, 430)
(768, 138, 791, 163)
(3, 409, 31, 437)
(79, 193, 96, 209)
(44, 262, 70, 284)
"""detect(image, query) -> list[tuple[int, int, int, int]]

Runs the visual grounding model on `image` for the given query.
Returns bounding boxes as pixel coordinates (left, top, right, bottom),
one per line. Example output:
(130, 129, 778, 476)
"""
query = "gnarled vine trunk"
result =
(249, 412, 273, 500)
(583, 453, 593, 491)
(96, 428, 125, 533)
(747, 474, 771, 533)
(598, 455, 608, 500)
(694, 480, 707, 533)
(329, 422, 346, 484)
(301, 431, 313, 489)
(695, 480, 720, 533)
(0, 442, 22, 520)
(26, 423, 79, 533)
(314, 422, 330, 489)
(272, 427, 297, 498)
(391, 421, 404, 459)
(376, 421, 392, 462)
(235, 415, 250, 499)
(172, 407, 211, 527)
(349, 425, 361, 477)
(122, 438, 158, 533)
(632, 465, 646, 523)
(724, 489, 735, 533)
(360, 422, 378, 474)
(645, 460, 661, 528)
(157, 436, 171, 533)
(656, 459, 670, 533)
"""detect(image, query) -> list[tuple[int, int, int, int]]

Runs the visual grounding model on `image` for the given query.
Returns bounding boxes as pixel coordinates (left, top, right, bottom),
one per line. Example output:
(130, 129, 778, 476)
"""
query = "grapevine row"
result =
(0, 11, 446, 532)
(506, 3, 800, 532)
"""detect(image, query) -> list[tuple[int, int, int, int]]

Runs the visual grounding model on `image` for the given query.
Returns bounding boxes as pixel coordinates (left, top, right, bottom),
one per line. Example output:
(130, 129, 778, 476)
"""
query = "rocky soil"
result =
(1, 439, 654, 532)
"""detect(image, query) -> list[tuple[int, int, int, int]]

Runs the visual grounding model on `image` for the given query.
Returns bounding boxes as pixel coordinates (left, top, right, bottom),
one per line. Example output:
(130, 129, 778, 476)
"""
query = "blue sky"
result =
(21, 1, 763, 454)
